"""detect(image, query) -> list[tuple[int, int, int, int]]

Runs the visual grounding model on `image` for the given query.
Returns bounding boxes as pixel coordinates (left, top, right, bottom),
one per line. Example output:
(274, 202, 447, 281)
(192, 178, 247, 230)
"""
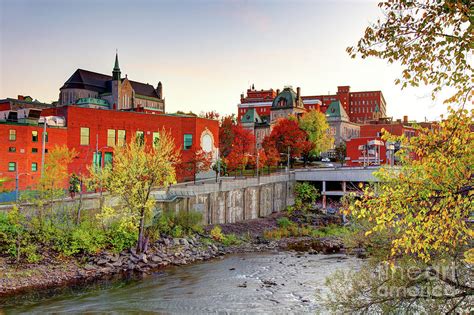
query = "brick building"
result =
(0, 106, 218, 191)
(237, 85, 386, 123)
(345, 116, 417, 166)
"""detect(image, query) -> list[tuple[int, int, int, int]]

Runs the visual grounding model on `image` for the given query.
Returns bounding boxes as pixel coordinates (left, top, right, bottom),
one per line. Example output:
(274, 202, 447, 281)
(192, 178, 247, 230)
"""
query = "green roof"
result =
(76, 98, 110, 107)
(271, 87, 301, 109)
(326, 100, 349, 122)
(241, 108, 260, 123)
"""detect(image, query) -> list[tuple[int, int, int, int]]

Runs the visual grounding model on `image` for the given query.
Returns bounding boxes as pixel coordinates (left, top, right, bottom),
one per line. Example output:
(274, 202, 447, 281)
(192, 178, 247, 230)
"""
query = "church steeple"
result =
(113, 52, 121, 81)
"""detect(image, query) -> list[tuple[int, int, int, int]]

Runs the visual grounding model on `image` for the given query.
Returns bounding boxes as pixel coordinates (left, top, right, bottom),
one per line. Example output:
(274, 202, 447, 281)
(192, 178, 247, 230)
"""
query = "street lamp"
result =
(15, 169, 30, 202)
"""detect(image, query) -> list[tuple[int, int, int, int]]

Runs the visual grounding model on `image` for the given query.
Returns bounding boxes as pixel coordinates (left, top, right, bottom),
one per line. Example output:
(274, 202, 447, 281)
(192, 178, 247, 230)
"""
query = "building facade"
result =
(237, 85, 386, 123)
(59, 54, 165, 112)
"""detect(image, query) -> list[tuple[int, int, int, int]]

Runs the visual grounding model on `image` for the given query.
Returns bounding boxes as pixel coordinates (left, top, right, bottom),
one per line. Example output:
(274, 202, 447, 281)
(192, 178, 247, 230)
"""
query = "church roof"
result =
(326, 100, 350, 122)
(60, 69, 161, 99)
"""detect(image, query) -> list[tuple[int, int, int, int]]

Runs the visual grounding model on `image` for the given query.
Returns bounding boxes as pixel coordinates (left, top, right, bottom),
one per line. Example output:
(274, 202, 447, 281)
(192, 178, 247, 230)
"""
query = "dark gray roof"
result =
(60, 69, 160, 99)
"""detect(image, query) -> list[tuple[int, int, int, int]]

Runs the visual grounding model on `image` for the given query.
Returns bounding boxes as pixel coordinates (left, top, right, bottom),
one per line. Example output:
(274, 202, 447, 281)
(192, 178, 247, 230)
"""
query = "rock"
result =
(163, 238, 171, 246)
(109, 254, 120, 262)
(179, 238, 189, 246)
(130, 248, 137, 256)
(84, 264, 96, 271)
(97, 259, 108, 266)
(151, 255, 162, 263)
(139, 253, 148, 264)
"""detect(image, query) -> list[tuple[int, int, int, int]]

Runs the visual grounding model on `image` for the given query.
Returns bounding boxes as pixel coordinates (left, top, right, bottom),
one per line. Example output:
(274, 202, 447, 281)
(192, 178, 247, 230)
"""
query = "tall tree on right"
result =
(324, 1, 474, 313)
(299, 110, 333, 157)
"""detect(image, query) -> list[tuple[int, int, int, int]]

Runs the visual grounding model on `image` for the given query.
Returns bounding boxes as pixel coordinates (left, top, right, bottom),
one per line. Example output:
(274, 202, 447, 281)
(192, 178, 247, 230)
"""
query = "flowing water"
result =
(1, 251, 360, 314)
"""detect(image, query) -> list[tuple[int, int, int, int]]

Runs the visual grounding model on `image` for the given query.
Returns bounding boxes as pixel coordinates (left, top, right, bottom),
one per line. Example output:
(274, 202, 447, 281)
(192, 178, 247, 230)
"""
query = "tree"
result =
(179, 146, 212, 183)
(199, 110, 220, 120)
(346, 0, 472, 104)
(263, 146, 280, 174)
(226, 124, 255, 175)
(299, 110, 333, 157)
(325, 109, 473, 312)
(325, 1, 474, 311)
(219, 114, 237, 157)
(92, 131, 180, 253)
(334, 142, 346, 166)
(263, 118, 313, 166)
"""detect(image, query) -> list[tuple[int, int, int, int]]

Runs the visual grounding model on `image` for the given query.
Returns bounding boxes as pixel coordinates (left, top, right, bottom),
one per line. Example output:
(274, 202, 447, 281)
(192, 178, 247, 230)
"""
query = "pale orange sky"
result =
(0, 0, 458, 121)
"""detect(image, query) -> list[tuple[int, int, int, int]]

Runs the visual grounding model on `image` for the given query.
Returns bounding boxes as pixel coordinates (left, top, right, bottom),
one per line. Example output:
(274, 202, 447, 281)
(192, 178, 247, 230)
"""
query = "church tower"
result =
(112, 52, 122, 109)
(156, 81, 163, 99)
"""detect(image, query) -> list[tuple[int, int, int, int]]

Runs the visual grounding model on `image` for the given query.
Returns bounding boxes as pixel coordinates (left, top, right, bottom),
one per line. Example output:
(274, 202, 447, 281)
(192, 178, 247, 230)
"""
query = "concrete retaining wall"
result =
(159, 180, 295, 225)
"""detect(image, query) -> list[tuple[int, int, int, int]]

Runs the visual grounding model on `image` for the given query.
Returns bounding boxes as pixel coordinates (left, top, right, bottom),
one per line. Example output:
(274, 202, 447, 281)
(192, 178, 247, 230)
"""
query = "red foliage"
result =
(225, 124, 256, 173)
(178, 146, 212, 182)
(262, 118, 313, 158)
(218, 115, 237, 157)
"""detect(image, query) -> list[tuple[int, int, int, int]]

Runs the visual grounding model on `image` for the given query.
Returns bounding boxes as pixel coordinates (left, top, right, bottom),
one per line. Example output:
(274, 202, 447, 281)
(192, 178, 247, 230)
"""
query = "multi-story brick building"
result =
(0, 105, 218, 191)
(237, 85, 386, 123)
(345, 116, 417, 166)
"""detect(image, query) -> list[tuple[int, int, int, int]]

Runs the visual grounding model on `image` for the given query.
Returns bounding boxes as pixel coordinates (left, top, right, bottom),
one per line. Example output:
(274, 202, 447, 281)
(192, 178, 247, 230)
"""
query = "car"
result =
(321, 158, 330, 162)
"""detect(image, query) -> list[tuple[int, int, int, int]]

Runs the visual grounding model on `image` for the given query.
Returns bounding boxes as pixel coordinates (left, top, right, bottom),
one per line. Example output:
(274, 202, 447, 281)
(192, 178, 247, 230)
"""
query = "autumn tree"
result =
(299, 110, 333, 157)
(263, 118, 313, 166)
(218, 114, 237, 157)
(347, 0, 472, 103)
(92, 131, 180, 253)
(179, 146, 212, 183)
(226, 124, 255, 175)
(199, 110, 220, 120)
(325, 0, 474, 312)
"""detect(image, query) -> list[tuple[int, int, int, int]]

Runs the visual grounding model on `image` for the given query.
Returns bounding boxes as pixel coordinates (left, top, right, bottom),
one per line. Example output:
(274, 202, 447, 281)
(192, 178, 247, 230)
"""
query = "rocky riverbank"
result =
(0, 214, 348, 298)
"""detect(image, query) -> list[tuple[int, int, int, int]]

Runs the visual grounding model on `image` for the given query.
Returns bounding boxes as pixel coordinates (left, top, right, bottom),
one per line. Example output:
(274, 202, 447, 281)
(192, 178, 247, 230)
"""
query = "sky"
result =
(0, 0, 455, 121)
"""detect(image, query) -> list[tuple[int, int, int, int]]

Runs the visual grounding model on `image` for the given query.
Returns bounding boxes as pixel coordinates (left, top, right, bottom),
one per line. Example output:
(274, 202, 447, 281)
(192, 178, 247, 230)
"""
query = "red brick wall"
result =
(1, 106, 219, 190)
(0, 124, 68, 190)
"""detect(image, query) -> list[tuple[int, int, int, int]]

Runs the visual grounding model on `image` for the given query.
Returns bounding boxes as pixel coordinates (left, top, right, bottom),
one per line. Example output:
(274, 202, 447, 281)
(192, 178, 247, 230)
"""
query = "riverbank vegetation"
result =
(323, 1, 473, 312)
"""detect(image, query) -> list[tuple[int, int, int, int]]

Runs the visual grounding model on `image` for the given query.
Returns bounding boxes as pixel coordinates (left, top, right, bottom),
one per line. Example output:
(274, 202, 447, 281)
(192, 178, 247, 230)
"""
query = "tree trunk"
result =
(137, 208, 145, 253)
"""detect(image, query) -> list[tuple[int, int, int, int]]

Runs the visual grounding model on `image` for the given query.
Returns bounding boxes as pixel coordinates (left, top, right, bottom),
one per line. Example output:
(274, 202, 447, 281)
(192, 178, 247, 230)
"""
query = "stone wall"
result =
(158, 180, 295, 225)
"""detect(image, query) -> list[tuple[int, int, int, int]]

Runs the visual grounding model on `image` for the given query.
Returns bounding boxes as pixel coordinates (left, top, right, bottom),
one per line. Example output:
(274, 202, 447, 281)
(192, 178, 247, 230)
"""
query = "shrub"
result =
(221, 233, 241, 246)
(294, 182, 320, 204)
(156, 209, 203, 237)
(210, 225, 224, 241)
(277, 217, 294, 229)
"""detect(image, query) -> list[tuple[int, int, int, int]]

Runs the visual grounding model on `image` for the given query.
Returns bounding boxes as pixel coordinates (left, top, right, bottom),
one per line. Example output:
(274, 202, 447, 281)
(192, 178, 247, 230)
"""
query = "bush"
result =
(210, 225, 224, 241)
(294, 182, 320, 204)
(156, 209, 203, 237)
(277, 217, 294, 229)
(221, 233, 241, 246)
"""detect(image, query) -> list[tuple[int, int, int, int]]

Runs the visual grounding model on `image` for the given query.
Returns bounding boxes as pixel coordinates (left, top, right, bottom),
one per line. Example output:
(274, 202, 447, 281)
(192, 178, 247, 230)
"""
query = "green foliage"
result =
(311, 224, 350, 238)
(299, 110, 333, 155)
(156, 209, 203, 237)
(220, 233, 241, 246)
(277, 217, 294, 229)
(294, 182, 320, 204)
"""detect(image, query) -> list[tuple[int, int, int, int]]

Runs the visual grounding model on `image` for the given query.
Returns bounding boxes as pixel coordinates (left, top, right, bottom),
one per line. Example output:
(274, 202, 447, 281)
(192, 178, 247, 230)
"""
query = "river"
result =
(1, 251, 360, 314)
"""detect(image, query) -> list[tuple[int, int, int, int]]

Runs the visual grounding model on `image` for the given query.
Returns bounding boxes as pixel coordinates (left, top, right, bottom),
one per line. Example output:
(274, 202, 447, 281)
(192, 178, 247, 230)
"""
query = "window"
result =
(8, 162, 16, 172)
(44, 132, 48, 143)
(104, 152, 113, 167)
(118, 130, 126, 147)
(8, 147, 16, 153)
(136, 131, 144, 145)
(93, 152, 102, 169)
(32, 131, 38, 142)
(152, 132, 160, 147)
(107, 129, 116, 147)
(32, 148, 38, 153)
(9, 129, 16, 141)
(80, 127, 90, 145)
(31, 162, 38, 172)
(184, 134, 193, 150)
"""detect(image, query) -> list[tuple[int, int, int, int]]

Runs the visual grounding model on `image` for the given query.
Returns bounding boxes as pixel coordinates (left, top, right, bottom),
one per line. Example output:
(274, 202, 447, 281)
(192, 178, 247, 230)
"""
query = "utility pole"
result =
(256, 151, 260, 183)
(15, 168, 19, 202)
(287, 146, 290, 173)
(216, 148, 220, 182)
(40, 120, 47, 178)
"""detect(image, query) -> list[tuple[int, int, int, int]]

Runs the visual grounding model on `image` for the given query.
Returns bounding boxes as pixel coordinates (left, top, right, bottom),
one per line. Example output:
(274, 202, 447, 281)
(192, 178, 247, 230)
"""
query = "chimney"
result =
(240, 93, 244, 102)
(396, 119, 402, 123)
(403, 115, 408, 124)
(276, 89, 280, 95)
(296, 87, 301, 99)
(18, 95, 24, 100)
